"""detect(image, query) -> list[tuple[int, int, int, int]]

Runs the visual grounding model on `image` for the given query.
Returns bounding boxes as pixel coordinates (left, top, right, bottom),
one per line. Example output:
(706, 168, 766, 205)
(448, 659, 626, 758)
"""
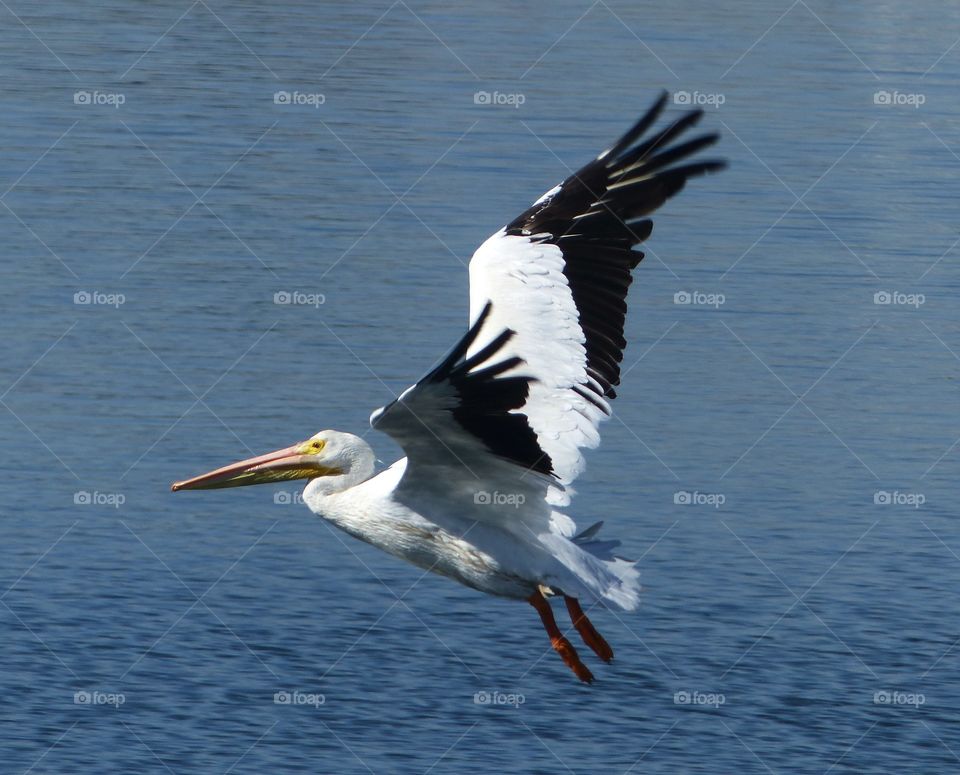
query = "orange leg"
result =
(528, 589, 594, 683)
(564, 596, 614, 663)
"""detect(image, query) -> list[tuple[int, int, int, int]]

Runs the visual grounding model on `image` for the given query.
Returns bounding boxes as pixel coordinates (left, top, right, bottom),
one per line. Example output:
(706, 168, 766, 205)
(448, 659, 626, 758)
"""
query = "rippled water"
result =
(2, 2, 959, 772)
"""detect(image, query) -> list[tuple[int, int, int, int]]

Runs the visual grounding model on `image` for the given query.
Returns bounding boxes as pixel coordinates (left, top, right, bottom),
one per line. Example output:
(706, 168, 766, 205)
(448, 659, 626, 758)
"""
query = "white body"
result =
(304, 454, 639, 608)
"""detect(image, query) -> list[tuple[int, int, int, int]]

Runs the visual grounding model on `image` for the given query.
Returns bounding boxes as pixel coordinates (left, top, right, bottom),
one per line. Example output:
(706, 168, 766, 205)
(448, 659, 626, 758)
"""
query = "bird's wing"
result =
(465, 91, 724, 486)
(370, 301, 568, 539)
(371, 93, 723, 538)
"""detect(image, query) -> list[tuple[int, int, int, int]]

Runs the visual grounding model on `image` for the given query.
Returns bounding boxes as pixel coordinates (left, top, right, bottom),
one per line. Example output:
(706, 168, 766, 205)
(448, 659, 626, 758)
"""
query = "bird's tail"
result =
(539, 521, 640, 611)
(572, 520, 622, 557)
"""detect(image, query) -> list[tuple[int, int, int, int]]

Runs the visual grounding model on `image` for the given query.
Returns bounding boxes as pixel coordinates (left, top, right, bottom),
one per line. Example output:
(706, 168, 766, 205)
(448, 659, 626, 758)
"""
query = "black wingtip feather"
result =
(418, 304, 553, 477)
(604, 90, 670, 161)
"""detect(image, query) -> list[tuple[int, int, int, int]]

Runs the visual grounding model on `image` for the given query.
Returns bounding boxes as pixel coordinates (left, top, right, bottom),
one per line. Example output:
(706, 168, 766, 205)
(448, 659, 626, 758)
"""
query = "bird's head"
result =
(171, 430, 375, 492)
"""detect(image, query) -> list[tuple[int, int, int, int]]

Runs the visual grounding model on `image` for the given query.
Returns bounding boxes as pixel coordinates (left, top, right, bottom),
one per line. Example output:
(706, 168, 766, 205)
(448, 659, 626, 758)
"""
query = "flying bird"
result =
(172, 92, 725, 682)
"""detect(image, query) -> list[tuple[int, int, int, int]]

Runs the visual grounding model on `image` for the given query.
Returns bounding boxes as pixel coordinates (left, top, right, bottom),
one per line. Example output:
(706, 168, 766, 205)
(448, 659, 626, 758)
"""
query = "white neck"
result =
(302, 446, 376, 497)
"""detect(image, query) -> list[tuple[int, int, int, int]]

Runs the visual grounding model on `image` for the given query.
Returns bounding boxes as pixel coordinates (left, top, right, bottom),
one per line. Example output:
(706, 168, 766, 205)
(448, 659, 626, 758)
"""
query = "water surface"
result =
(1, 1, 959, 772)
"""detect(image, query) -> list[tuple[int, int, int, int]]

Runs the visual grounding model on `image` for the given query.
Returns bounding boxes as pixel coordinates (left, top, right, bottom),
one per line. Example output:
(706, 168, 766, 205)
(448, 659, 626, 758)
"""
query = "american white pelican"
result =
(173, 92, 725, 682)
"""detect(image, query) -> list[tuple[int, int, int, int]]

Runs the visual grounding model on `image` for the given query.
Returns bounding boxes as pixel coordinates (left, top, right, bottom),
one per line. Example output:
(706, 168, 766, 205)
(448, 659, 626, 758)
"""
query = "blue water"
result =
(2, 1, 959, 772)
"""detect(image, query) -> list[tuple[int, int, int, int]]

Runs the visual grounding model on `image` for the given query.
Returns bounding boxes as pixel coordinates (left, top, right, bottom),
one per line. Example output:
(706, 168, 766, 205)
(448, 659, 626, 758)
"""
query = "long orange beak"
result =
(171, 443, 339, 492)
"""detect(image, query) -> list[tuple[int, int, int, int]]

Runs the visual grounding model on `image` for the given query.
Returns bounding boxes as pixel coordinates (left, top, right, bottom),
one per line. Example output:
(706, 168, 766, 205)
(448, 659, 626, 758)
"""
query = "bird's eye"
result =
(306, 439, 325, 454)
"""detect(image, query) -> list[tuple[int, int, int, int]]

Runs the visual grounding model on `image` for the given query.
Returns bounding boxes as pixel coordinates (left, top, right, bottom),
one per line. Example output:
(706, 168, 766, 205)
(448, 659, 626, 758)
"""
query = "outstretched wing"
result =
(372, 93, 724, 527)
(466, 91, 724, 485)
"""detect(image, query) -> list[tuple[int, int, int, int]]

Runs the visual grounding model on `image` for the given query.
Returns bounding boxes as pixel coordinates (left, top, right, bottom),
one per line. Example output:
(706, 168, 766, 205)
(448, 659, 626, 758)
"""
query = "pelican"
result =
(172, 92, 725, 682)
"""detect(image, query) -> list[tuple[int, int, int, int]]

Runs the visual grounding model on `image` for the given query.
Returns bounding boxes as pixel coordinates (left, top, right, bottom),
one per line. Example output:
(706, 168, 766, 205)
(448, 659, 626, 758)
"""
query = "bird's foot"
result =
(528, 589, 594, 683)
(565, 596, 614, 663)
(550, 634, 595, 683)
